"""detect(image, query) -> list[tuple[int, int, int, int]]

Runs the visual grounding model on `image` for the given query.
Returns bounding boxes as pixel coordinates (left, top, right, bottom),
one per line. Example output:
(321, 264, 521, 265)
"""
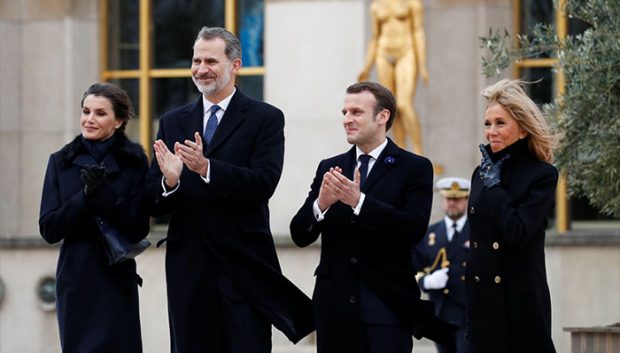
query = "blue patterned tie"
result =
(203, 105, 220, 145)
(358, 154, 371, 188)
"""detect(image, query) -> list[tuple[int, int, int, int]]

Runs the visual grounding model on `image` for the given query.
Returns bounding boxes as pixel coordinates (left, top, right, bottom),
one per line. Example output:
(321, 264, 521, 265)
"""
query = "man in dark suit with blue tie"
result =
(290, 81, 455, 353)
(413, 177, 471, 353)
(147, 27, 313, 353)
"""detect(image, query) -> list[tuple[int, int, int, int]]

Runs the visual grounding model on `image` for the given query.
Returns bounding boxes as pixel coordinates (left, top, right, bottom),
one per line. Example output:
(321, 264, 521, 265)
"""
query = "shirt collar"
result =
(444, 214, 467, 232)
(202, 87, 236, 115)
(356, 138, 388, 161)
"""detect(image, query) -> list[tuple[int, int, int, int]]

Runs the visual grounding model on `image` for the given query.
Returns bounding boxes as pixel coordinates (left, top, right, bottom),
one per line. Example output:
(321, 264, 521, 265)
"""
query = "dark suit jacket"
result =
(290, 139, 454, 353)
(413, 219, 470, 326)
(146, 89, 314, 352)
(466, 138, 557, 353)
(39, 133, 149, 353)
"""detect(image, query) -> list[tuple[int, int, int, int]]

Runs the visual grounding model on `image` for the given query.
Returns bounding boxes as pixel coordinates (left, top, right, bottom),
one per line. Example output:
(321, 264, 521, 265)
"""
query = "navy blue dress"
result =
(39, 133, 149, 353)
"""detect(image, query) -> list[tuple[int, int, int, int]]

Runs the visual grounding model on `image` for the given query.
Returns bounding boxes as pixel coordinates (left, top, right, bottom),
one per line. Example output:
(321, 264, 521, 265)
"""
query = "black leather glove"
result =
(479, 144, 509, 189)
(81, 165, 107, 196)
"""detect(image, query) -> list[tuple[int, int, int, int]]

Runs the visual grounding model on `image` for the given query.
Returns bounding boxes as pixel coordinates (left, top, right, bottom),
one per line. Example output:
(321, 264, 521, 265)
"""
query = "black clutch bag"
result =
(96, 217, 151, 265)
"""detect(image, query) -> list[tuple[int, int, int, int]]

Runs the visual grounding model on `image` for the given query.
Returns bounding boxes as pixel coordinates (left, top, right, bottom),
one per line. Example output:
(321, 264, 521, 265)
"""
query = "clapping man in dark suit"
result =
(147, 27, 313, 353)
(290, 81, 455, 353)
(414, 177, 471, 353)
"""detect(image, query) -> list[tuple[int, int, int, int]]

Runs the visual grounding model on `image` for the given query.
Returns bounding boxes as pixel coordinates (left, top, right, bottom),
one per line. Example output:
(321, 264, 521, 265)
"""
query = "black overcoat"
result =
(146, 89, 314, 353)
(290, 139, 455, 353)
(466, 138, 558, 353)
(39, 133, 150, 353)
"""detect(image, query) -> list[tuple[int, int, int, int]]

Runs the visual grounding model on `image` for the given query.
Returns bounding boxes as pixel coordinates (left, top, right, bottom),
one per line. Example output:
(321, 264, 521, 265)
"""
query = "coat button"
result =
(494, 276, 501, 284)
(462, 261, 467, 267)
(473, 241, 478, 249)
(492, 242, 500, 250)
(474, 276, 480, 283)
(350, 257, 357, 264)
(470, 206, 475, 215)
(349, 296, 356, 304)
(443, 288, 450, 295)
(460, 275, 465, 282)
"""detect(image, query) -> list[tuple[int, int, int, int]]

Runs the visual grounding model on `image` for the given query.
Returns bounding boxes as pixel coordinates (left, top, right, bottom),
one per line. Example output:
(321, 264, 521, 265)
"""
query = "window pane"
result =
(151, 78, 200, 133)
(568, 17, 591, 36)
(520, 0, 554, 32)
(108, 79, 140, 143)
(519, 0, 554, 59)
(152, 0, 225, 69)
(236, 75, 263, 101)
(519, 67, 554, 105)
(571, 196, 618, 221)
(107, 0, 139, 70)
(238, 0, 264, 67)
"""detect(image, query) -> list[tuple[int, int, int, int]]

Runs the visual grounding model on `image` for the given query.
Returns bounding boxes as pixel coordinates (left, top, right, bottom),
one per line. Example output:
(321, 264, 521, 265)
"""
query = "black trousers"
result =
(363, 322, 413, 353)
(219, 291, 272, 353)
(436, 326, 470, 353)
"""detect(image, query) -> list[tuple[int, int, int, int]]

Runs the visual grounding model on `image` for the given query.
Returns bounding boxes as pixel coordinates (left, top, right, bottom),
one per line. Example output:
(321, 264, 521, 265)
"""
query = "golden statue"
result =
(358, 0, 429, 155)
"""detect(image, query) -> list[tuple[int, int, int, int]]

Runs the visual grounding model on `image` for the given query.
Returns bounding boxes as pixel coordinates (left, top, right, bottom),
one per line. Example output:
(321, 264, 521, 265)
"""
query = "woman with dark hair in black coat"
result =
(39, 83, 149, 352)
(466, 79, 558, 353)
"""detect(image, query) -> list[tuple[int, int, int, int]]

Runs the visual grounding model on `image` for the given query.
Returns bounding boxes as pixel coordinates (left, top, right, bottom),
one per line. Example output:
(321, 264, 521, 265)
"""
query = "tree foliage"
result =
(480, 0, 620, 217)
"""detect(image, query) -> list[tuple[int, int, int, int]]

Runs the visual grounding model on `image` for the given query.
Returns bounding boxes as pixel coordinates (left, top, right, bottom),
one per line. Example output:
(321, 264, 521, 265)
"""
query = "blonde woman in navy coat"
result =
(466, 79, 558, 353)
(39, 83, 149, 352)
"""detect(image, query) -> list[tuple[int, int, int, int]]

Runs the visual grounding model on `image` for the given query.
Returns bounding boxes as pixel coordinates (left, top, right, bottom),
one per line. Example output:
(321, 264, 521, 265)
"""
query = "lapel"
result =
(362, 138, 400, 192)
(205, 90, 247, 155)
(181, 97, 205, 146)
(342, 146, 357, 180)
(436, 221, 450, 250)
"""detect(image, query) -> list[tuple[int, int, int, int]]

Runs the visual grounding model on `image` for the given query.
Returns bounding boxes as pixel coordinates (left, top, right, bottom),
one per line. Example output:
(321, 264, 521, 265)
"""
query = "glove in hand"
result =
(81, 165, 107, 196)
(423, 267, 449, 290)
(479, 144, 510, 189)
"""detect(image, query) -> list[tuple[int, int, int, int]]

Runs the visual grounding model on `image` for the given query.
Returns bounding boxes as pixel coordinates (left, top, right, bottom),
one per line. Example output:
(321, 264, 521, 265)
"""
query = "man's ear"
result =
(231, 58, 242, 73)
(377, 109, 390, 126)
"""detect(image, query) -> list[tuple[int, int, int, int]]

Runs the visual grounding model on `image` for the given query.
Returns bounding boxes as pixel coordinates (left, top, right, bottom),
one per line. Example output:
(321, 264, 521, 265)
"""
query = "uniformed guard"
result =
(413, 177, 471, 353)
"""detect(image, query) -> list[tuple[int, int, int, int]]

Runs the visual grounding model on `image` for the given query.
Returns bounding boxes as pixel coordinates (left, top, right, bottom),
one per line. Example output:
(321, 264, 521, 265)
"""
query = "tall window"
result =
(100, 0, 265, 150)
(516, 0, 617, 230)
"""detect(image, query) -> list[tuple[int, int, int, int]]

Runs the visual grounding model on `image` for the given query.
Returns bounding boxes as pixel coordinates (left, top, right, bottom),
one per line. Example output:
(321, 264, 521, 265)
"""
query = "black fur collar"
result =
(58, 133, 144, 166)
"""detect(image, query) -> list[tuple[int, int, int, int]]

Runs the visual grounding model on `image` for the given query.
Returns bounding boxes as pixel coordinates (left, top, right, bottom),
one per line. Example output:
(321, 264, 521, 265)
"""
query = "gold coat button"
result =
(460, 275, 465, 282)
(443, 288, 450, 295)
(494, 276, 501, 284)
(492, 242, 500, 250)
(462, 261, 467, 267)
(474, 276, 480, 283)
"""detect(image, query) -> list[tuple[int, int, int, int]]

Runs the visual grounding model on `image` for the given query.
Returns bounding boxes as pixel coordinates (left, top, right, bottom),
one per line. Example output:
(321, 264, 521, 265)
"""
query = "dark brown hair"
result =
(347, 81, 397, 131)
(81, 83, 135, 132)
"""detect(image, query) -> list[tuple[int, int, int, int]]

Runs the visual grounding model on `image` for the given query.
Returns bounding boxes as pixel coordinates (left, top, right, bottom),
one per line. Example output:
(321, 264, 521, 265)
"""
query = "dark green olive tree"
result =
(480, 0, 620, 217)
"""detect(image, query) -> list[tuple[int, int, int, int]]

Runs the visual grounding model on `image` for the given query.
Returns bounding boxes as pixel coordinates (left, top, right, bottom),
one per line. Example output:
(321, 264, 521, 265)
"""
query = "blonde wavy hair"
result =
(481, 79, 556, 163)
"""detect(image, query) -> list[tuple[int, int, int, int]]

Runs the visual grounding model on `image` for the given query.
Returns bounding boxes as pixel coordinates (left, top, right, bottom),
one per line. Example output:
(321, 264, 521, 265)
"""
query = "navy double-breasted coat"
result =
(414, 219, 470, 327)
(39, 133, 149, 352)
(466, 138, 558, 353)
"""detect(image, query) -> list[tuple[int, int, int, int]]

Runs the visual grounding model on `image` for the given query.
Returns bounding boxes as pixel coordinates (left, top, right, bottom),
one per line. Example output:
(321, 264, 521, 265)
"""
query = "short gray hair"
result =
(194, 27, 242, 62)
